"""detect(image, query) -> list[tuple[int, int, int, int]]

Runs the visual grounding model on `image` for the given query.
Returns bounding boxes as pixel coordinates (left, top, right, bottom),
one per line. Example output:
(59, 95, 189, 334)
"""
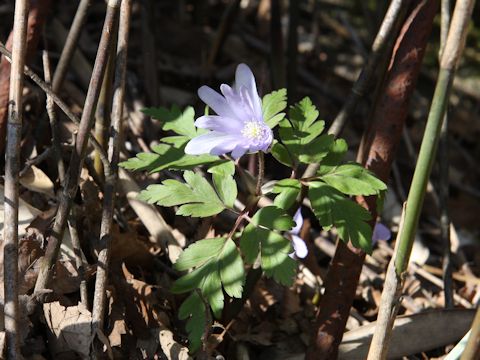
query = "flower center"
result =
(241, 121, 267, 141)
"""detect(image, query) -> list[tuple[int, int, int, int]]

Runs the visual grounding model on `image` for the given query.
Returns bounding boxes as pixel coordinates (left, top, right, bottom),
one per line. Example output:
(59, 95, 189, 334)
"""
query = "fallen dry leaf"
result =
(338, 309, 475, 359)
(158, 326, 191, 360)
(19, 165, 55, 198)
(0, 184, 41, 238)
(43, 301, 93, 360)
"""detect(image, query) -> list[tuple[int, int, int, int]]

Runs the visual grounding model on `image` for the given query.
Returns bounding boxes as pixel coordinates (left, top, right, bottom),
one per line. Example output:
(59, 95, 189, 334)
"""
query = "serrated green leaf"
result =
(208, 161, 235, 176)
(251, 206, 295, 231)
(262, 89, 287, 128)
(240, 223, 263, 264)
(212, 173, 237, 208)
(277, 97, 328, 164)
(208, 161, 237, 208)
(271, 141, 294, 167)
(171, 261, 212, 293)
(219, 239, 245, 298)
(139, 171, 225, 217)
(320, 163, 387, 196)
(333, 199, 373, 253)
(143, 105, 200, 138)
(119, 142, 218, 173)
(289, 97, 320, 133)
(178, 292, 206, 352)
(298, 134, 334, 164)
(318, 138, 348, 175)
(240, 225, 295, 285)
(201, 262, 224, 319)
(260, 231, 295, 286)
(174, 238, 226, 271)
(272, 179, 301, 210)
(308, 182, 339, 230)
(264, 254, 297, 286)
(308, 182, 373, 253)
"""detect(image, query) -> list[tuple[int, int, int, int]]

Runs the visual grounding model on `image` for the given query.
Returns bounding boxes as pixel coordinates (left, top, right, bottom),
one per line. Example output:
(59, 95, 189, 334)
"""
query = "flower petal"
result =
(235, 64, 262, 119)
(290, 235, 308, 259)
(291, 208, 304, 235)
(184, 132, 240, 156)
(220, 84, 252, 121)
(231, 145, 248, 160)
(198, 86, 235, 118)
(195, 115, 243, 133)
(372, 223, 391, 244)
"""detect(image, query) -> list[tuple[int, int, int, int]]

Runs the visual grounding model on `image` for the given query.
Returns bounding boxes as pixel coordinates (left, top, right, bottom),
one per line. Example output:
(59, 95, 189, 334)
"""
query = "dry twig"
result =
(91, 0, 132, 346)
(34, 0, 122, 293)
(3, 0, 29, 357)
(52, 0, 92, 92)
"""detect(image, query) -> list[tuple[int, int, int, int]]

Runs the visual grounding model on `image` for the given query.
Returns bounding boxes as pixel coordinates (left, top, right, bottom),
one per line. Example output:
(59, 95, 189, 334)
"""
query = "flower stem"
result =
(255, 152, 265, 197)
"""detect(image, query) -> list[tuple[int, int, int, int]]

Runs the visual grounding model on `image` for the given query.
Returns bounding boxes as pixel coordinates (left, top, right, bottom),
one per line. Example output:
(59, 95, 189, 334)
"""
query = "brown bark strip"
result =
(306, 1, 438, 359)
(0, 0, 52, 153)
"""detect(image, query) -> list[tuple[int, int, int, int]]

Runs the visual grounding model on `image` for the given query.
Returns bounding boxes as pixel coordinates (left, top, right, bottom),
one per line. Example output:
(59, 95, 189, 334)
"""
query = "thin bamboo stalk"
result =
(3, 0, 29, 357)
(367, 1, 476, 359)
(91, 0, 132, 339)
(34, 0, 122, 293)
(52, 0, 92, 92)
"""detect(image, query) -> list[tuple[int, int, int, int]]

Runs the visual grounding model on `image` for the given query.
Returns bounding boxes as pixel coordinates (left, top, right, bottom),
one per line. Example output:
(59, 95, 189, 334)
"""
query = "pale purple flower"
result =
(372, 222, 391, 244)
(289, 209, 308, 259)
(184, 64, 273, 159)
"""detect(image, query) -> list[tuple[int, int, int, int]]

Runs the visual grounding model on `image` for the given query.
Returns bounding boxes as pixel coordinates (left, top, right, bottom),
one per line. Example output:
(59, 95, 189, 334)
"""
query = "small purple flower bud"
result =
(185, 64, 273, 159)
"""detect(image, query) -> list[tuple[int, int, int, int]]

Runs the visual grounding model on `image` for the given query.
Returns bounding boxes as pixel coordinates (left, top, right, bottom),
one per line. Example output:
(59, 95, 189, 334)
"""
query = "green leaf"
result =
(298, 134, 334, 164)
(208, 160, 235, 176)
(272, 179, 301, 210)
(201, 261, 224, 318)
(143, 105, 201, 138)
(171, 261, 213, 293)
(277, 97, 327, 164)
(178, 292, 206, 352)
(250, 206, 295, 231)
(318, 138, 348, 175)
(218, 239, 245, 298)
(119, 142, 219, 173)
(260, 231, 296, 286)
(239, 225, 295, 285)
(139, 171, 225, 217)
(173, 236, 245, 337)
(239, 223, 263, 264)
(334, 199, 373, 253)
(308, 182, 339, 230)
(308, 182, 373, 253)
(208, 161, 237, 208)
(174, 238, 226, 271)
(262, 89, 287, 128)
(288, 97, 324, 143)
(271, 141, 294, 167)
(320, 163, 387, 196)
